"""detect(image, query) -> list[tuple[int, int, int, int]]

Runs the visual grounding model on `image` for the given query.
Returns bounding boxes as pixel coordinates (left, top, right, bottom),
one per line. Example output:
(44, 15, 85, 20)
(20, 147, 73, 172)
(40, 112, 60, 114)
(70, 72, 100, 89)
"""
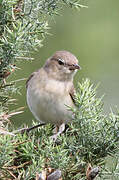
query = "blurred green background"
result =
(10, 0, 119, 127)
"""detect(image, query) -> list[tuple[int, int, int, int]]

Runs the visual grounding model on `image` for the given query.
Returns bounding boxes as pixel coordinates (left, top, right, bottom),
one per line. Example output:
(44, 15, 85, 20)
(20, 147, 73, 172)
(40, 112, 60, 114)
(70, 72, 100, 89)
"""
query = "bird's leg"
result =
(52, 125, 59, 134)
(57, 123, 65, 135)
(51, 123, 65, 141)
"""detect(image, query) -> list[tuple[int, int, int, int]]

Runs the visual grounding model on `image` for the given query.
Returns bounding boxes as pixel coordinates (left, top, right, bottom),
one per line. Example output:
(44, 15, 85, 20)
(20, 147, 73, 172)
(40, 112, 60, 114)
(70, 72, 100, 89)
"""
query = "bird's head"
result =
(44, 50, 80, 81)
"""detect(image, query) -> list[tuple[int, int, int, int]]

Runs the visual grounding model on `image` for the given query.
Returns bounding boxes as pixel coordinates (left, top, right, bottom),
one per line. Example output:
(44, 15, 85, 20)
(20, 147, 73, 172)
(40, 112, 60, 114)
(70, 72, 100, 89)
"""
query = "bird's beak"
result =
(74, 64, 81, 70)
(69, 64, 81, 70)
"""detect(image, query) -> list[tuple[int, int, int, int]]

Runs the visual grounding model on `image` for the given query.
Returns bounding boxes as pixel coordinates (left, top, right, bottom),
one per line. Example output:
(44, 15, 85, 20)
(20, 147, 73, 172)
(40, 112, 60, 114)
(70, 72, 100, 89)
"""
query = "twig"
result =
(14, 123, 46, 134)
(6, 169, 17, 179)
(15, 56, 34, 60)
(13, 139, 31, 146)
(0, 128, 15, 136)
(3, 161, 31, 170)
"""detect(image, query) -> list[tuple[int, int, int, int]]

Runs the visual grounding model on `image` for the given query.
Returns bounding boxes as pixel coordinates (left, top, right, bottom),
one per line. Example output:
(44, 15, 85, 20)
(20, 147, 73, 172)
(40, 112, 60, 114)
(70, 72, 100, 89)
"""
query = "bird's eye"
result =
(58, 58, 65, 65)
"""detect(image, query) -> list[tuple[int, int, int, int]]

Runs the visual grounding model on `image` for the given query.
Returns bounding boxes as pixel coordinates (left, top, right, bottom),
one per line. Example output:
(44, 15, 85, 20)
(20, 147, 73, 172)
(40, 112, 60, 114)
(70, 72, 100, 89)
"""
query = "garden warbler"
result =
(26, 50, 80, 139)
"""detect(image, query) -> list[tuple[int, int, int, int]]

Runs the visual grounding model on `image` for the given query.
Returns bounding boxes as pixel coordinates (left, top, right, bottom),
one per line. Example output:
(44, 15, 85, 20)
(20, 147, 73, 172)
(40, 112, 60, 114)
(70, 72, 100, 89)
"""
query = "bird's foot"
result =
(51, 123, 65, 142)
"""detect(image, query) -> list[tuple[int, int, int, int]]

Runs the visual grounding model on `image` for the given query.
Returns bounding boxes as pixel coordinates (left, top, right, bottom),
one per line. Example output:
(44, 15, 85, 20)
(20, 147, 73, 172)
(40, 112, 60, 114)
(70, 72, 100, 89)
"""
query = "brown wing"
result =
(26, 72, 35, 89)
(69, 85, 76, 104)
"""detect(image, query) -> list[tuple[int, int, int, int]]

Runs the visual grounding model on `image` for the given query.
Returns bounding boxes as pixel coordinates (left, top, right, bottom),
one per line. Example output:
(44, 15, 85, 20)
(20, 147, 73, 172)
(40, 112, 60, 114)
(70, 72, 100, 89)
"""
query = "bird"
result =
(26, 50, 80, 140)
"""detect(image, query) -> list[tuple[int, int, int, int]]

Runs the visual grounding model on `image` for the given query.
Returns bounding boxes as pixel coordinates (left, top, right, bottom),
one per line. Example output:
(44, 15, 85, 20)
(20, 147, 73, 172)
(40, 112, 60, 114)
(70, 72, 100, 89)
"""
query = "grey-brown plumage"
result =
(26, 50, 80, 139)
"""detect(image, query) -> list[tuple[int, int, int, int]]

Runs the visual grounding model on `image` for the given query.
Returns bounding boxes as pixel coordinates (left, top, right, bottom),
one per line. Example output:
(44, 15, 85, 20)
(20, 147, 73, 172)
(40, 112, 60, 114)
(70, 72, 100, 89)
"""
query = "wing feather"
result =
(26, 72, 36, 89)
(69, 85, 76, 104)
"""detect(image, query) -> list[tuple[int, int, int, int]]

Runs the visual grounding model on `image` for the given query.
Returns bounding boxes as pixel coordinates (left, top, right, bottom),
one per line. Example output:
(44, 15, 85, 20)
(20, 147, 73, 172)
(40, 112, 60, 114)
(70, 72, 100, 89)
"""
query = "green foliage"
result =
(0, 0, 85, 129)
(0, 135, 14, 167)
(0, 79, 118, 179)
(69, 79, 119, 163)
(0, 0, 84, 72)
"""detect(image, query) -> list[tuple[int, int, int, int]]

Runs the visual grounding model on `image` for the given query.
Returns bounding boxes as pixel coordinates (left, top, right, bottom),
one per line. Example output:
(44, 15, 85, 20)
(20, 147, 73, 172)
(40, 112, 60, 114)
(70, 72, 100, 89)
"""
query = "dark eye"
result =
(58, 58, 65, 65)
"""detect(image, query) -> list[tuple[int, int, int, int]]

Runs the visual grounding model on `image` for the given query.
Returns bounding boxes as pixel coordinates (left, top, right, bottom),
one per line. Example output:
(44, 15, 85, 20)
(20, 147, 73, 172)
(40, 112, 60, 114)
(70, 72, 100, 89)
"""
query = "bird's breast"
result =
(27, 79, 74, 125)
